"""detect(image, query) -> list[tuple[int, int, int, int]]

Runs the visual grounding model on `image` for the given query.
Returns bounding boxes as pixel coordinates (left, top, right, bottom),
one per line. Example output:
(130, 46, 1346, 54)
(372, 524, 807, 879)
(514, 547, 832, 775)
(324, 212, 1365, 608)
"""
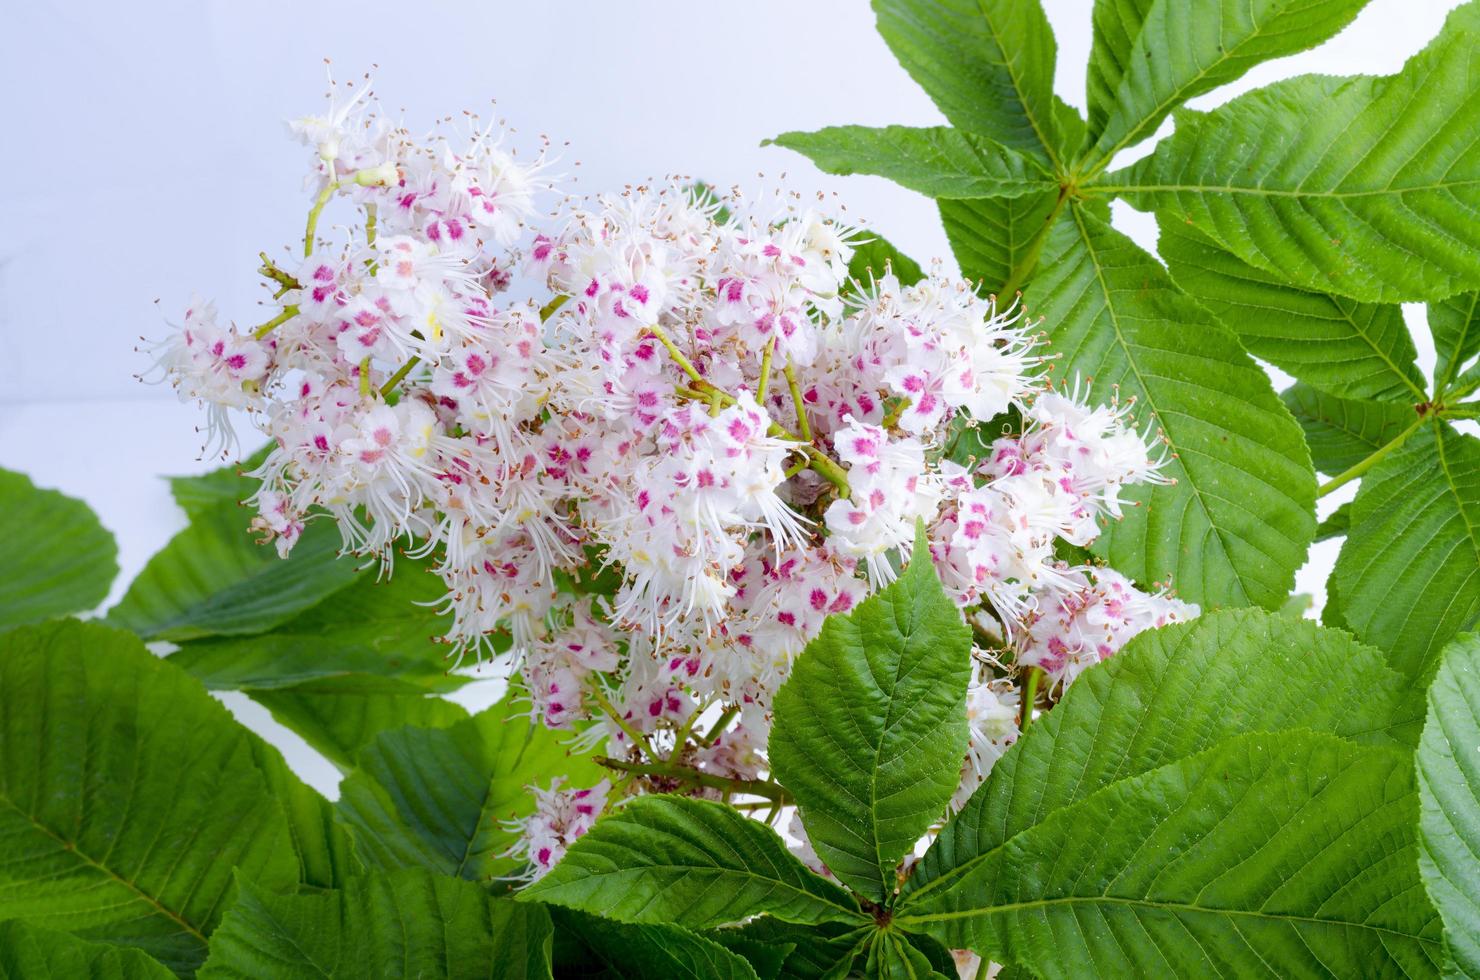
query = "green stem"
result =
(756, 335, 777, 403)
(1020, 667, 1041, 732)
(379, 357, 421, 397)
(595, 756, 792, 803)
(304, 181, 340, 257)
(998, 188, 1070, 298)
(258, 253, 300, 291)
(783, 360, 811, 442)
(643, 324, 707, 386)
(252, 305, 299, 340)
(1316, 414, 1426, 498)
(365, 203, 377, 246)
(880, 398, 910, 430)
(589, 686, 653, 756)
(539, 294, 569, 321)
(358, 358, 372, 397)
(699, 705, 739, 747)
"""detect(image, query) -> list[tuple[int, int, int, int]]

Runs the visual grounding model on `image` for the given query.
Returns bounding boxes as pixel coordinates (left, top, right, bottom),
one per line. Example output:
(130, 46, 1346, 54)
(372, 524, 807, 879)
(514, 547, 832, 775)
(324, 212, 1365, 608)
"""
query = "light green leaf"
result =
(907, 607, 1414, 903)
(1416, 633, 1480, 978)
(1332, 422, 1480, 681)
(872, 0, 1061, 166)
(0, 621, 297, 974)
(769, 126, 1053, 199)
(1160, 218, 1425, 403)
(895, 732, 1442, 978)
(250, 675, 468, 771)
(198, 869, 551, 979)
(551, 908, 762, 980)
(166, 559, 466, 692)
(1431, 292, 1480, 399)
(166, 446, 270, 518)
(522, 795, 864, 930)
(848, 232, 925, 288)
(768, 528, 971, 902)
(1082, 0, 1370, 171)
(1026, 204, 1315, 609)
(1118, 2, 1480, 302)
(0, 468, 117, 629)
(938, 191, 1059, 295)
(107, 500, 362, 642)
(0, 920, 174, 980)
(335, 697, 601, 884)
(1281, 382, 1418, 477)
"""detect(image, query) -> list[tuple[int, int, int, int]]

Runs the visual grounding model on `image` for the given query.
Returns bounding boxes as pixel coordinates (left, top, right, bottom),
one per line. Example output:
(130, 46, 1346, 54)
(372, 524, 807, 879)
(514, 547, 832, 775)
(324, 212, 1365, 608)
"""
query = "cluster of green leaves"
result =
(773, 0, 1480, 643)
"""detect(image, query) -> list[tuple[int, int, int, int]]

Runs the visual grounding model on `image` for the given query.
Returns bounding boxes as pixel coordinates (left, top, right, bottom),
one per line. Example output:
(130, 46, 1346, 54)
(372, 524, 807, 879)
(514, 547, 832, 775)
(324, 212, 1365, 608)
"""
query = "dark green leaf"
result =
(0, 468, 117, 629)
(769, 527, 971, 901)
(717, 919, 872, 980)
(0, 621, 297, 973)
(872, 0, 1061, 166)
(1119, 2, 1480, 302)
(1027, 204, 1315, 609)
(895, 732, 1442, 978)
(197, 869, 551, 979)
(938, 191, 1059, 295)
(0, 920, 174, 980)
(1083, 0, 1370, 171)
(166, 446, 271, 518)
(1160, 218, 1425, 403)
(550, 908, 762, 980)
(1431, 292, 1480, 399)
(522, 795, 864, 929)
(241, 733, 363, 890)
(1416, 632, 1480, 978)
(1332, 422, 1480, 681)
(335, 697, 602, 884)
(1281, 382, 1418, 477)
(907, 607, 1414, 907)
(1316, 501, 1351, 541)
(849, 234, 925, 288)
(107, 501, 362, 642)
(769, 126, 1053, 198)
(864, 929, 952, 979)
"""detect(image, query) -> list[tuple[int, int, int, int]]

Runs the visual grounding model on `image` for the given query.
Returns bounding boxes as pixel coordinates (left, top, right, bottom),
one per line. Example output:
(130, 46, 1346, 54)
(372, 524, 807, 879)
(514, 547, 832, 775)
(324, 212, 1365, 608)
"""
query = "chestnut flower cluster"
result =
(152, 83, 1195, 880)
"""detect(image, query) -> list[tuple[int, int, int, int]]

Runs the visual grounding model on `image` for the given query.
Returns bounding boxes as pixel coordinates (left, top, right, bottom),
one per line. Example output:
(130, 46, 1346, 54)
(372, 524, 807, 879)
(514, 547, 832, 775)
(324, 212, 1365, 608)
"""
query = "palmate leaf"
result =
(1160, 218, 1426, 403)
(335, 697, 602, 885)
(0, 920, 174, 980)
(0, 468, 118, 629)
(768, 527, 971, 902)
(1281, 382, 1418, 477)
(894, 731, 1442, 978)
(907, 608, 1415, 903)
(551, 908, 762, 980)
(871, 0, 1061, 167)
(521, 795, 865, 930)
(1331, 422, 1480, 682)
(768, 126, 1055, 199)
(241, 732, 362, 891)
(938, 191, 1060, 295)
(198, 869, 552, 980)
(712, 919, 872, 980)
(249, 675, 468, 771)
(106, 499, 362, 642)
(1026, 205, 1315, 609)
(1118, 1, 1480, 303)
(1416, 633, 1480, 978)
(1432, 292, 1480, 400)
(863, 930, 954, 980)
(0, 621, 297, 974)
(1081, 0, 1370, 172)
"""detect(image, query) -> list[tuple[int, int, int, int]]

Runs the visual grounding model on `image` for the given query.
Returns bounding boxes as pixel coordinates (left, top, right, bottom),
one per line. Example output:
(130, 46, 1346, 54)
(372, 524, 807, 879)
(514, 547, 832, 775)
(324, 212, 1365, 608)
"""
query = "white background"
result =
(0, 0, 1463, 795)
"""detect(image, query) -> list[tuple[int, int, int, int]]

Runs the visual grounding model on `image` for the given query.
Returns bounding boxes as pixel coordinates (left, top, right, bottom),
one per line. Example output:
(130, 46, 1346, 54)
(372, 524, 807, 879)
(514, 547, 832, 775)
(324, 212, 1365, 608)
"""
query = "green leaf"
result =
(0, 468, 117, 629)
(1026, 204, 1315, 609)
(848, 233, 925, 288)
(0, 920, 175, 980)
(335, 697, 601, 884)
(241, 733, 363, 890)
(769, 126, 1054, 199)
(1118, 2, 1480, 303)
(521, 794, 864, 930)
(249, 675, 468, 771)
(107, 500, 362, 642)
(715, 919, 872, 980)
(1082, 0, 1370, 171)
(938, 191, 1059, 295)
(704, 933, 794, 980)
(1431, 292, 1480, 399)
(1332, 422, 1480, 681)
(1281, 382, 1418, 477)
(0, 621, 297, 973)
(907, 607, 1414, 904)
(197, 869, 552, 979)
(166, 559, 466, 692)
(872, 0, 1061, 167)
(166, 445, 270, 518)
(768, 527, 971, 901)
(1159, 217, 1425, 403)
(864, 930, 952, 980)
(895, 732, 1442, 978)
(1416, 633, 1480, 978)
(551, 908, 762, 980)
(1316, 501, 1351, 541)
